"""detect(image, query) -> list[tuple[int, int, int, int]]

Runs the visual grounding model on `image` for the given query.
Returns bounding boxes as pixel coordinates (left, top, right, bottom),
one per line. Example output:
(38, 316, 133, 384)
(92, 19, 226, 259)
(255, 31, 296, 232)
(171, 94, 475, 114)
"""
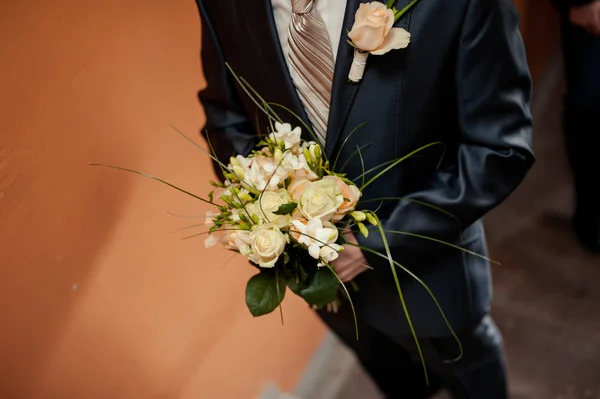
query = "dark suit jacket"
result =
(196, 0, 534, 337)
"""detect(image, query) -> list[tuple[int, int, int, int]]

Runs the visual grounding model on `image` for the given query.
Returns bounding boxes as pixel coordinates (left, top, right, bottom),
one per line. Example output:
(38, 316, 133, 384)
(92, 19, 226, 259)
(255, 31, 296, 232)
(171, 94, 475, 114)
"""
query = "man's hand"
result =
(332, 232, 370, 283)
(570, 1, 600, 36)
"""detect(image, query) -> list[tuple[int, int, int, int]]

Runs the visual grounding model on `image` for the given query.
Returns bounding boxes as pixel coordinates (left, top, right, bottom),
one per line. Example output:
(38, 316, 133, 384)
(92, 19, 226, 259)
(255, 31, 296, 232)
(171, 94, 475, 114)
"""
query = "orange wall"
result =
(0, 1, 324, 398)
(0, 1, 559, 398)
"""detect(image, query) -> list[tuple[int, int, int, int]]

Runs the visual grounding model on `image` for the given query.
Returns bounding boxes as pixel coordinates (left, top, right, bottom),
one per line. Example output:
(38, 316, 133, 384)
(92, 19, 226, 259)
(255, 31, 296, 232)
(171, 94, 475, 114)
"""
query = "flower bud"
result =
(351, 211, 367, 222)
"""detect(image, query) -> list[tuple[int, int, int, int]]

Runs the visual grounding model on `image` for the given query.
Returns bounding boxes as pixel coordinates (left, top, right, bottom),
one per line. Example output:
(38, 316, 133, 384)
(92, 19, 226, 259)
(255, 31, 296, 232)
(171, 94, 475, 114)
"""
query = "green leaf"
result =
(286, 276, 304, 297)
(274, 202, 298, 215)
(245, 271, 286, 317)
(300, 267, 339, 308)
(208, 191, 214, 203)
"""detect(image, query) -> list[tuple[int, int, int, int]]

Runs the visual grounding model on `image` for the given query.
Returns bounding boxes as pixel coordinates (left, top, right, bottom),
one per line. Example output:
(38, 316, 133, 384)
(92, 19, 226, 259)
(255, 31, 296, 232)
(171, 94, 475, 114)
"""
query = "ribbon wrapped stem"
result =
(348, 49, 369, 83)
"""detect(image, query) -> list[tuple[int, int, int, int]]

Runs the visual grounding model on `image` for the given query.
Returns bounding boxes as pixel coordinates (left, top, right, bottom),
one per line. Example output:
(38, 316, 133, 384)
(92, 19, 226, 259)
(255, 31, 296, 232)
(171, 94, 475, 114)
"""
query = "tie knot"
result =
(291, 0, 315, 14)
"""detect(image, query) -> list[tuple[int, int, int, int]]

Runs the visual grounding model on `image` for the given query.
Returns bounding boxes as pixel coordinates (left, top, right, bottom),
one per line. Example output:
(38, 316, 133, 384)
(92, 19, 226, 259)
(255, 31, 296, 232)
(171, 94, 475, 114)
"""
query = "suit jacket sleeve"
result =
(197, 2, 258, 180)
(358, 0, 535, 268)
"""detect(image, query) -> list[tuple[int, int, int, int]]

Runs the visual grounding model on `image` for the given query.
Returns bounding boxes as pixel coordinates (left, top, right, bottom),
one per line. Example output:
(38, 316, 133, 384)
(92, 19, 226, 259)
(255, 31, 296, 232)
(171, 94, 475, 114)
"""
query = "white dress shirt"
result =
(271, 0, 347, 64)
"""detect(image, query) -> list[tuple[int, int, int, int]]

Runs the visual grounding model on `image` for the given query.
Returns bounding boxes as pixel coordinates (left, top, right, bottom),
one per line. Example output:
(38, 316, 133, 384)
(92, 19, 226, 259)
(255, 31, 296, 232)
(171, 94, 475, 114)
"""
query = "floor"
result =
(330, 58, 600, 399)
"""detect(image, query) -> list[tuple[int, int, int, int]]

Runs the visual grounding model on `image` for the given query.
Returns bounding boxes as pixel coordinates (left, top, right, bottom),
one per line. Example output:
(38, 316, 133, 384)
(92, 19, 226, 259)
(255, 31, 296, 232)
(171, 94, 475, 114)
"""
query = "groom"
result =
(195, 0, 534, 397)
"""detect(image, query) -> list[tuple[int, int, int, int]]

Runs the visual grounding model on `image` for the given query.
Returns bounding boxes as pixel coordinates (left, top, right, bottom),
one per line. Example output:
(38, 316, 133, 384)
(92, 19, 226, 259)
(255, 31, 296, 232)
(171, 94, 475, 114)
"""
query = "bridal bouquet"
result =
(203, 120, 377, 319)
(92, 66, 494, 384)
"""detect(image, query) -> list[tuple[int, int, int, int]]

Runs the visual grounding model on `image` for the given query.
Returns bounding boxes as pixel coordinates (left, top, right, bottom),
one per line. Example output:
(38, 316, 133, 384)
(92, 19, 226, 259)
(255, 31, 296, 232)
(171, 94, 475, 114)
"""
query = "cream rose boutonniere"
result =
(347, 0, 421, 83)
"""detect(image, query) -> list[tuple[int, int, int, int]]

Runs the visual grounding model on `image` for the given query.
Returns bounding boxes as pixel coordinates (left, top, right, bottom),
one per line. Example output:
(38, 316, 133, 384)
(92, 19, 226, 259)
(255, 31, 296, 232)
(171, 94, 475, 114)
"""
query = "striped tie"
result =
(288, 0, 335, 144)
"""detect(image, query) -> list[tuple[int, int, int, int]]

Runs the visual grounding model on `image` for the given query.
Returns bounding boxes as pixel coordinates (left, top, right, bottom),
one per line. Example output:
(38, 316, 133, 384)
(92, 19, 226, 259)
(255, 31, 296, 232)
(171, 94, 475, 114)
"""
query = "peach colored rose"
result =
(288, 178, 310, 202)
(348, 2, 411, 55)
(325, 176, 362, 222)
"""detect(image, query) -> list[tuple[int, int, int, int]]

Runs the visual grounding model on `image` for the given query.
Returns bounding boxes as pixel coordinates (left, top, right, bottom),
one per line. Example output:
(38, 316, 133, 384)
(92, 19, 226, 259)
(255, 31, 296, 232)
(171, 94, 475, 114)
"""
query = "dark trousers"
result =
(561, 20, 600, 222)
(317, 304, 507, 399)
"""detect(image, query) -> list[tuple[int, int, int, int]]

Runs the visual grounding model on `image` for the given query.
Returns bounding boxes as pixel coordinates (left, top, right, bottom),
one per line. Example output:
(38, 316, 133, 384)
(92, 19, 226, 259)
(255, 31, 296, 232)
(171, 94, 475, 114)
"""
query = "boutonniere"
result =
(347, 0, 421, 83)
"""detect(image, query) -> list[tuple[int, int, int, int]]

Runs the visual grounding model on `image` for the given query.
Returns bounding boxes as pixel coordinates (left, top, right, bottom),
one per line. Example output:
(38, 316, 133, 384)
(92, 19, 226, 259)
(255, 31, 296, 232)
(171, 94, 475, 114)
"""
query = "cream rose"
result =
(348, 2, 411, 55)
(325, 176, 362, 222)
(299, 178, 344, 221)
(248, 224, 288, 268)
(258, 189, 293, 227)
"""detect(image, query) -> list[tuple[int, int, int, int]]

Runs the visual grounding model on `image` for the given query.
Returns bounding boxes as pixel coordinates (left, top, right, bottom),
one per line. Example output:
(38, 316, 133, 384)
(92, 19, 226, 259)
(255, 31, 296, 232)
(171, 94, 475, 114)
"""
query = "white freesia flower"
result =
(258, 189, 292, 227)
(248, 224, 289, 268)
(205, 210, 217, 227)
(228, 155, 251, 180)
(204, 233, 227, 248)
(299, 178, 344, 221)
(274, 148, 300, 173)
(244, 155, 291, 191)
(291, 218, 341, 266)
(318, 244, 342, 266)
(294, 153, 319, 181)
(227, 229, 252, 256)
(269, 122, 302, 151)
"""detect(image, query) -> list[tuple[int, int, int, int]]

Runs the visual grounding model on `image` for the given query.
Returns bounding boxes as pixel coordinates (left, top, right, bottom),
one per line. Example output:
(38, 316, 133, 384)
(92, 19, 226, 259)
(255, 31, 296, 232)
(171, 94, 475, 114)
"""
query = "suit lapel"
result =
(325, 0, 365, 159)
(234, 0, 312, 140)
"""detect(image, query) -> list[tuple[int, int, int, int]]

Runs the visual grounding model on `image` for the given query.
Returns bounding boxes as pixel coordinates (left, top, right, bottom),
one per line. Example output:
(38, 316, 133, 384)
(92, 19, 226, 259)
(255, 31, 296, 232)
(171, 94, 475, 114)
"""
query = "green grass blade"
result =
(239, 76, 283, 124)
(356, 145, 366, 188)
(171, 223, 205, 233)
(225, 63, 282, 124)
(360, 142, 445, 191)
(383, 229, 499, 264)
(356, 244, 463, 363)
(276, 266, 285, 326)
(352, 159, 397, 183)
(360, 197, 459, 227)
(340, 143, 373, 172)
(327, 264, 359, 341)
(169, 125, 230, 171)
(332, 122, 368, 171)
(166, 211, 205, 219)
(90, 164, 215, 206)
(371, 214, 429, 385)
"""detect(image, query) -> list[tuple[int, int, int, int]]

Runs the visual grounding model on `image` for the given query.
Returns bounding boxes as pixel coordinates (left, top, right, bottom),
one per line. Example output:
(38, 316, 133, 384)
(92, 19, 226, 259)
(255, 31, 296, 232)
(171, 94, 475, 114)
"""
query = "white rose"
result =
(299, 178, 344, 221)
(248, 224, 289, 268)
(257, 189, 293, 227)
(269, 122, 302, 151)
